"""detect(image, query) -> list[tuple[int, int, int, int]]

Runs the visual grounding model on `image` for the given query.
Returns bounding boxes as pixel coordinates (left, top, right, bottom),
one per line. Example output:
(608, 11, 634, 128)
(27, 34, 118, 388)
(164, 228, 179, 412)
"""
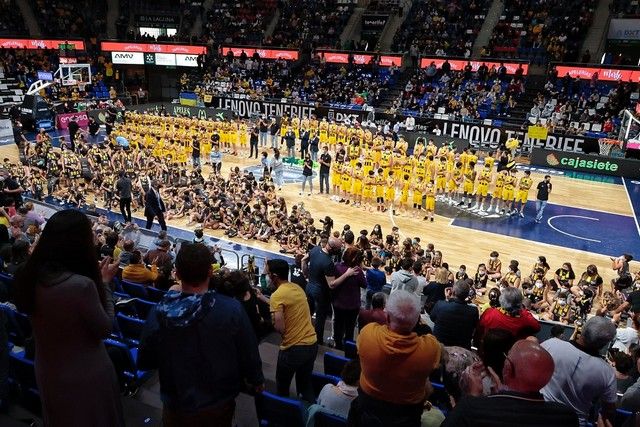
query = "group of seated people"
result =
(188, 52, 392, 108)
(488, 0, 597, 62)
(392, 0, 489, 57)
(0, 0, 26, 36)
(267, 0, 353, 48)
(529, 69, 638, 136)
(392, 60, 525, 120)
(32, 0, 105, 38)
(204, 0, 277, 45)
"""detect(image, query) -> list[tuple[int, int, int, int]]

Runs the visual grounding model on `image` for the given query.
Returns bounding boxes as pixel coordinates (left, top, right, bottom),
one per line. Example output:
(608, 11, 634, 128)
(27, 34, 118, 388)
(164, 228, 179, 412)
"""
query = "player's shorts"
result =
(492, 186, 503, 199)
(412, 193, 423, 205)
(502, 187, 515, 201)
(331, 173, 341, 187)
(425, 197, 435, 211)
(477, 183, 489, 197)
(385, 188, 395, 202)
(436, 176, 446, 190)
(447, 180, 458, 192)
(516, 190, 529, 203)
(400, 191, 408, 204)
(463, 181, 474, 194)
(352, 181, 363, 195)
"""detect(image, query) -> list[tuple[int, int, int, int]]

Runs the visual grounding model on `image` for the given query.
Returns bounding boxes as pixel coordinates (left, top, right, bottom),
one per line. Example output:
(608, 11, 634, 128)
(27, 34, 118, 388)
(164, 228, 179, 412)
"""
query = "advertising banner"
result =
(101, 41, 206, 55)
(220, 46, 299, 61)
(210, 96, 370, 122)
(554, 65, 640, 82)
(530, 148, 640, 178)
(419, 57, 529, 75)
(608, 19, 640, 40)
(0, 38, 85, 50)
(316, 50, 403, 67)
(112, 52, 144, 65)
(361, 14, 389, 34)
(135, 14, 180, 27)
(56, 111, 89, 129)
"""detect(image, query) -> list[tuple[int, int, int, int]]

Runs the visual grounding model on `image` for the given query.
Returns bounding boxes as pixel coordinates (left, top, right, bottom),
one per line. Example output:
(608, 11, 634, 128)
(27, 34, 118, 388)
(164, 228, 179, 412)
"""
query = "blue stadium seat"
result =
(116, 313, 145, 347)
(146, 287, 167, 303)
(344, 341, 357, 359)
(104, 338, 152, 387)
(311, 372, 340, 398)
(1, 305, 30, 346)
(315, 412, 348, 427)
(255, 391, 306, 427)
(134, 298, 156, 320)
(323, 352, 350, 377)
(8, 350, 40, 407)
(121, 280, 149, 299)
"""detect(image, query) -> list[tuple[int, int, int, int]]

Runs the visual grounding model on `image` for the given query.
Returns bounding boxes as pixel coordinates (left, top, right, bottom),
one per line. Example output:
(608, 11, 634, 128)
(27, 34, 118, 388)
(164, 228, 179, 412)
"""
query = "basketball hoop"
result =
(598, 138, 620, 156)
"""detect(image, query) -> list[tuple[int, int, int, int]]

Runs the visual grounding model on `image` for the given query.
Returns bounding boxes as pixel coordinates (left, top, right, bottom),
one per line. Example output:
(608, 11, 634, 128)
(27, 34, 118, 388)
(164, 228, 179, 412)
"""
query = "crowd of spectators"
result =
(188, 52, 394, 108)
(391, 60, 525, 121)
(0, 0, 27, 36)
(204, 0, 277, 46)
(32, 0, 106, 38)
(487, 0, 597, 62)
(267, 0, 354, 48)
(392, 0, 489, 58)
(528, 68, 638, 136)
(610, 0, 640, 16)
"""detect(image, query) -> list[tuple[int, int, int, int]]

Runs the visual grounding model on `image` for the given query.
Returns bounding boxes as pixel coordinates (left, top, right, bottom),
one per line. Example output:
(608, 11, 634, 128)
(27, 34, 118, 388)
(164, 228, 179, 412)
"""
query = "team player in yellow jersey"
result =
(423, 180, 436, 222)
(501, 170, 517, 215)
(515, 170, 533, 217)
(473, 163, 493, 214)
(460, 161, 477, 208)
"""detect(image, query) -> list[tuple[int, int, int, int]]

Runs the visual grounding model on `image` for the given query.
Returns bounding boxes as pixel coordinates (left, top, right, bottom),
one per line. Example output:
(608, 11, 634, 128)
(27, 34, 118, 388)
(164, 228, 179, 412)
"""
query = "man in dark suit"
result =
(299, 128, 310, 159)
(67, 118, 79, 152)
(144, 180, 167, 231)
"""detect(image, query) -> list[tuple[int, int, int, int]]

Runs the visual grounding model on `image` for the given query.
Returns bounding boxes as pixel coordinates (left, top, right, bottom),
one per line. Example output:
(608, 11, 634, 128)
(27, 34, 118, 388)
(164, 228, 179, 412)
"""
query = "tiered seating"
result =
(488, 0, 597, 62)
(204, 0, 278, 45)
(534, 72, 638, 136)
(268, 0, 354, 48)
(392, 0, 490, 57)
(0, 71, 25, 106)
(397, 67, 524, 120)
(32, 0, 106, 37)
(0, 0, 27, 36)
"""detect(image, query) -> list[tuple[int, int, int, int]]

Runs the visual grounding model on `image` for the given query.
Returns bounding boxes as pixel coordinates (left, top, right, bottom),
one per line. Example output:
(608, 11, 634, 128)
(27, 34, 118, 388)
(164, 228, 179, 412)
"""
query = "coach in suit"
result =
(144, 180, 167, 231)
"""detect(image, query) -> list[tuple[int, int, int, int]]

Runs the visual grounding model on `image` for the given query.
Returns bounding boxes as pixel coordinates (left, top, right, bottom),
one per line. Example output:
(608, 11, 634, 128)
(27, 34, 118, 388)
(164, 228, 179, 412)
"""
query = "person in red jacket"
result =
(475, 287, 540, 344)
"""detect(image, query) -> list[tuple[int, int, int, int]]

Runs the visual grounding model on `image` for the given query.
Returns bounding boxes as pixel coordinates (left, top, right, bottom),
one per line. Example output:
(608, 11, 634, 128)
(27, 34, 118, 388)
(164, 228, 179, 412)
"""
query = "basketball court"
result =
(2, 131, 638, 283)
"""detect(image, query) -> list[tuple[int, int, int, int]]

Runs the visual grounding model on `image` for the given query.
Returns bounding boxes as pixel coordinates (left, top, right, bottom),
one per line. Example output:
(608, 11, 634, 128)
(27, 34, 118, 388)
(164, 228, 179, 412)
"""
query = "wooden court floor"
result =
(2, 143, 637, 286)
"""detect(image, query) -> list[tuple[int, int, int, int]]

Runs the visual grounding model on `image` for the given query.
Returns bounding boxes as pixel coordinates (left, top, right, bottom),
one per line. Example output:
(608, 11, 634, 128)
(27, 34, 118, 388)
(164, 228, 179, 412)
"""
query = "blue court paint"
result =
(622, 177, 640, 239)
(452, 202, 640, 257)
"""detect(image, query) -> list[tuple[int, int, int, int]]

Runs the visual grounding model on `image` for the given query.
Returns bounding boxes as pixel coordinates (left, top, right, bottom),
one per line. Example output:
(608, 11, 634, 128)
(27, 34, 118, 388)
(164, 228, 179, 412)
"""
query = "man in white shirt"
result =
(541, 316, 617, 426)
(405, 116, 415, 131)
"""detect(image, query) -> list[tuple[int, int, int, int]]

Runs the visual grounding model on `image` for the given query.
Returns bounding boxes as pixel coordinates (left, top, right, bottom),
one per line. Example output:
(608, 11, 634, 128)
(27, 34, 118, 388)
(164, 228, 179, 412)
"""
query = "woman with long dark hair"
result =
(15, 209, 123, 426)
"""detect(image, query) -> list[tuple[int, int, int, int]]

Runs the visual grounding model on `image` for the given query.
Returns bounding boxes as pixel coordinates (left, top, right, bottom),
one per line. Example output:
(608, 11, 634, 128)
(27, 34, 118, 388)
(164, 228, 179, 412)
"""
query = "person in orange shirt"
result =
(122, 251, 159, 285)
(350, 290, 442, 426)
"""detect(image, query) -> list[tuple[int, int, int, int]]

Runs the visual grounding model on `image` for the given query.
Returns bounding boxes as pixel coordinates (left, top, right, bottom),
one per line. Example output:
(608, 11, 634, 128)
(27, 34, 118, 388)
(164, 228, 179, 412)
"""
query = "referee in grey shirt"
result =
(116, 170, 133, 223)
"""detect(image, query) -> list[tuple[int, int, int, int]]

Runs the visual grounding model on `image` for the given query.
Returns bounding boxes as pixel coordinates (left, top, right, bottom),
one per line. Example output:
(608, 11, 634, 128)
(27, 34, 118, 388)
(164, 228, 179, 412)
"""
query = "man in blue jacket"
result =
(138, 243, 264, 426)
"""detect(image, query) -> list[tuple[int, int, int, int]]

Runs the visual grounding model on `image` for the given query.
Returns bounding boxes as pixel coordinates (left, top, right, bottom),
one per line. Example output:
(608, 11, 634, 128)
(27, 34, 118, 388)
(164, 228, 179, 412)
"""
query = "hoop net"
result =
(598, 138, 620, 156)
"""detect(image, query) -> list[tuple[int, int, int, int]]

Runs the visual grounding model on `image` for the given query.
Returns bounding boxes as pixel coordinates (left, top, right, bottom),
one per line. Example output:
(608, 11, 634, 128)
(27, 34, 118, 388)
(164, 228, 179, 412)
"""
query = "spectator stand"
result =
(530, 63, 640, 138)
(393, 56, 530, 123)
(392, 0, 490, 57)
(268, 0, 356, 49)
(203, 0, 278, 46)
(487, 0, 598, 63)
(0, 0, 28, 36)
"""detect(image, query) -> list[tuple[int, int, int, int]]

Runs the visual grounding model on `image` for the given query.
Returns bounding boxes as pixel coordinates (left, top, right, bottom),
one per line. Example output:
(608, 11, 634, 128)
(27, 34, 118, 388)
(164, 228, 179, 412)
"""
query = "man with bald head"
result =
(348, 290, 442, 427)
(541, 315, 617, 426)
(443, 340, 578, 426)
(302, 236, 351, 344)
